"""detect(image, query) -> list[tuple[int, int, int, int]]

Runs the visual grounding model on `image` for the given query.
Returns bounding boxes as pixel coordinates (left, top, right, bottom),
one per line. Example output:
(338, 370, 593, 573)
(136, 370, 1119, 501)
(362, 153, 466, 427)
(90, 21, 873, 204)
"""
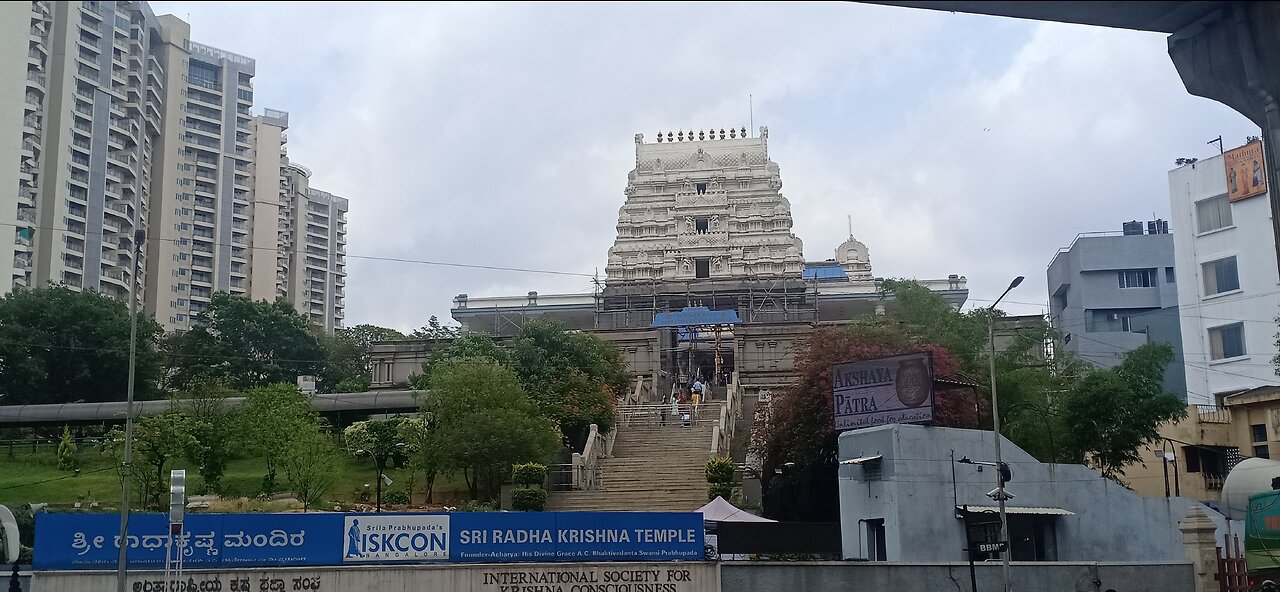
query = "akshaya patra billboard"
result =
(1225, 140, 1267, 202)
(33, 511, 705, 570)
(832, 352, 934, 431)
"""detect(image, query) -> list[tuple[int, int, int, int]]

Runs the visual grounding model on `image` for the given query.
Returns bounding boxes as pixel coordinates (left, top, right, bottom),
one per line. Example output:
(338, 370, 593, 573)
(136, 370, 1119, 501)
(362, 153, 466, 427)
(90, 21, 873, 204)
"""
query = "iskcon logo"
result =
(342, 515, 451, 562)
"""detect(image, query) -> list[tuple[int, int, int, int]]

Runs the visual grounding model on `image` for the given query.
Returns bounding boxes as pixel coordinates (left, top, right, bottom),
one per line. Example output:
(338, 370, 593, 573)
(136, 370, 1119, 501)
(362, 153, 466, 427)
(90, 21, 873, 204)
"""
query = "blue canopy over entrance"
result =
(651, 306, 741, 328)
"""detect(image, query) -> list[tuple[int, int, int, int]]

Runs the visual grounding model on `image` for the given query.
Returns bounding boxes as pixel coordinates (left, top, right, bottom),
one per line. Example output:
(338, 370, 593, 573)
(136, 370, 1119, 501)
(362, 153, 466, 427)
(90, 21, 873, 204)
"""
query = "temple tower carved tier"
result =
(606, 127, 805, 285)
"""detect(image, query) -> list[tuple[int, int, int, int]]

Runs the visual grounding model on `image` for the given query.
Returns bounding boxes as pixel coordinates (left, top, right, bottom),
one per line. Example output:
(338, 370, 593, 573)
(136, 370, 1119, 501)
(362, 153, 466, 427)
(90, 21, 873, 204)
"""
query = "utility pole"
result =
(987, 276, 1024, 592)
(116, 228, 145, 592)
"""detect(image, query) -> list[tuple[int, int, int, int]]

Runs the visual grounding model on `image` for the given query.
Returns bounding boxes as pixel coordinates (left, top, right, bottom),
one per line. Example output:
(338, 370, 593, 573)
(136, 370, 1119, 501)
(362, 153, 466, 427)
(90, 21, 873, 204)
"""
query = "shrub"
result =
(383, 490, 410, 505)
(57, 426, 77, 471)
(511, 488, 548, 511)
(708, 483, 734, 501)
(455, 500, 496, 512)
(512, 463, 547, 488)
(705, 456, 735, 484)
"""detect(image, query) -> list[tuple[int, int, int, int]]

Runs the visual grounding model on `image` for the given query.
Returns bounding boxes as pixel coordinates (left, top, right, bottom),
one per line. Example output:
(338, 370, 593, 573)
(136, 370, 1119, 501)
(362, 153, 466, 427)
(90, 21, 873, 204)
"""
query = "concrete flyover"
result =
(0, 390, 420, 427)
(860, 1, 1280, 273)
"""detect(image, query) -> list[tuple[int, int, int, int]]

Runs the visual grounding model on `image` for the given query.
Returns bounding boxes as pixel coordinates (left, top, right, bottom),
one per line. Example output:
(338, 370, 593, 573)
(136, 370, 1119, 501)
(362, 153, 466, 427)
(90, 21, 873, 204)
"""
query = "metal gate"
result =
(1218, 535, 1249, 592)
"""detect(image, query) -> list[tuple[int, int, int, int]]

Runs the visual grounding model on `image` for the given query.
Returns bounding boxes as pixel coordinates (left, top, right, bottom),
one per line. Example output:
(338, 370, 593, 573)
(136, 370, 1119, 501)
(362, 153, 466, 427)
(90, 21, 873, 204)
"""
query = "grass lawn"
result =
(0, 445, 469, 511)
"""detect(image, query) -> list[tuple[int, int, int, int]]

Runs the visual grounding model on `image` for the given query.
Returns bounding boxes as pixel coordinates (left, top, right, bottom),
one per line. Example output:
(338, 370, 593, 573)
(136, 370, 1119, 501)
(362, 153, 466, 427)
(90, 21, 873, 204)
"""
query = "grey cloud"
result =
(150, 3, 1257, 330)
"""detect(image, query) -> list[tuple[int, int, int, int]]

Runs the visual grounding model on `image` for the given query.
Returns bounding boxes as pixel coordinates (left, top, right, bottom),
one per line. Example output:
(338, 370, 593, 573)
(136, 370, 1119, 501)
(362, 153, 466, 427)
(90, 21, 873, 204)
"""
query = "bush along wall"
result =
(511, 462, 548, 511)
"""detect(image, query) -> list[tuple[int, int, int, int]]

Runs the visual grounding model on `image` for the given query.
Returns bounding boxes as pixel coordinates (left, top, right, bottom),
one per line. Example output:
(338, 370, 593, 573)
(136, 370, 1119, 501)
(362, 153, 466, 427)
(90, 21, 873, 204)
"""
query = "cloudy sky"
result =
(152, 1, 1258, 333)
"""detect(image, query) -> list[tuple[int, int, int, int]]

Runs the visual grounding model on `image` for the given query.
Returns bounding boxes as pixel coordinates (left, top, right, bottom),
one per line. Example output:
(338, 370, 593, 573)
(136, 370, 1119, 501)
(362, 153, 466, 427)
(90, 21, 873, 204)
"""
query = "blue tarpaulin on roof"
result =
(651, 306, 741, 328)
(803, 265, 848, 280)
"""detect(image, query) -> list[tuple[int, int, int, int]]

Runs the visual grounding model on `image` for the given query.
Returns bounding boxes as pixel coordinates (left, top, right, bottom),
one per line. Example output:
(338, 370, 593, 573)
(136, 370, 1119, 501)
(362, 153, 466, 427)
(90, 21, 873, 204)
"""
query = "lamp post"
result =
(116, 229, 145, 592)
(987, 275, 1023, 592)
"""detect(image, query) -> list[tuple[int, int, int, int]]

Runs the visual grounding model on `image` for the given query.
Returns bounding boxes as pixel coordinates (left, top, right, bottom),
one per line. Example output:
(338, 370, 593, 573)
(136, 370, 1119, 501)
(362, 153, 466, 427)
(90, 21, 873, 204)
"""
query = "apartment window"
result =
(1195, 195, 1233, 233)
(188, 59, 220, 88)
(1253, 424, 1267, 443)
(1255, 445, 1271, 460)
(1209, 323, 1246, 360)
(1117, 269, 1155, 288)
(1202, 257, 1240, 296)
(1165, 267, 1175, 283)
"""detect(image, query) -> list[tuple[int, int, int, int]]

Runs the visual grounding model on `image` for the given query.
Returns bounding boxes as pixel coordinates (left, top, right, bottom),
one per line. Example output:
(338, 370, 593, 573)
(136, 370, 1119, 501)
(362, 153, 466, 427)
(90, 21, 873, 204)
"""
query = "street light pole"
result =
(987, 275, 1023, 592)
(116, 229, 145, 592)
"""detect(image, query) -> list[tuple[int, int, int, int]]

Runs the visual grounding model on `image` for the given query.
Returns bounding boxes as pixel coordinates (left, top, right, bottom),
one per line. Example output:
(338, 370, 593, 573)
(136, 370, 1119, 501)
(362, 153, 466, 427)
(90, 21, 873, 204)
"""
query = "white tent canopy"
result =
(696, 496, 775, 522)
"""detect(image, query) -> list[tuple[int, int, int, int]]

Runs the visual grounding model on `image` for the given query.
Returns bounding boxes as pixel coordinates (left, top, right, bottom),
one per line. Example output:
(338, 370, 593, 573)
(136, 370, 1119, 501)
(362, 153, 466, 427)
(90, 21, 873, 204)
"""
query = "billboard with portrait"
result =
(1225, 141, 1267, 202)
(832, 352, 934, 431)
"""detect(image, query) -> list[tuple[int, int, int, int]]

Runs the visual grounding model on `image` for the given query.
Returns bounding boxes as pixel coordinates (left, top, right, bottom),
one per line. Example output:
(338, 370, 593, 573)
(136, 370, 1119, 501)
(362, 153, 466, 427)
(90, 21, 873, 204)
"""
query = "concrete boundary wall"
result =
(32, 561, 720, 592)
(720, 561, 1192, 592)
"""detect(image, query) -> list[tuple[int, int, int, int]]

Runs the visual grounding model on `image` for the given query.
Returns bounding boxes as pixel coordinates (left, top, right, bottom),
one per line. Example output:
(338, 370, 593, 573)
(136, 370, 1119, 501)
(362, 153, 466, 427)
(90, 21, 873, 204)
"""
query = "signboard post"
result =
(832, 352, 934, 431)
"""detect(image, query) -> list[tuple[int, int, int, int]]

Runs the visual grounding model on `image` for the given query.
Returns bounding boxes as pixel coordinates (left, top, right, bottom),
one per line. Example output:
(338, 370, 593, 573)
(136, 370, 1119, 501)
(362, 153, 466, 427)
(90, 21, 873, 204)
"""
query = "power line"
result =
(0, 221, 595, 278)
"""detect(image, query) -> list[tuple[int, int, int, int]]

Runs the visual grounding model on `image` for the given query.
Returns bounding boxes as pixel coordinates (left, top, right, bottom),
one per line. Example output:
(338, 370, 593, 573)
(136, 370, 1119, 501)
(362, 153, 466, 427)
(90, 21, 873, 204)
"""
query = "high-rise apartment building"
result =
(145, 15, 257, 329)
(2, 0, 166, 302)
(1168, 144, 1279, 405)
(1, 2, 348, 334)
(276, 161, 347, 334)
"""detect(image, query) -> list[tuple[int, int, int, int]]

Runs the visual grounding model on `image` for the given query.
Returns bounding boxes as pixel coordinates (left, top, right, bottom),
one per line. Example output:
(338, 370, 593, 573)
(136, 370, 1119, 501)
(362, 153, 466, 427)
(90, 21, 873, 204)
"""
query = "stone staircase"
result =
(546, 407, 715, 512)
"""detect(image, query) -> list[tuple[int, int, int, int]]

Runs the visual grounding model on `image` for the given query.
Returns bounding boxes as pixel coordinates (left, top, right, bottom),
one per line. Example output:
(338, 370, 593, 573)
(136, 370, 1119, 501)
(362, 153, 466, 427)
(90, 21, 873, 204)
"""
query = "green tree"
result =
(430, 358, 559, 501)
(411, 315, 460, 340)
(1060, 342, 1188, 481)
(280, 427, 339, 511)
(399, 415, 444, 503)
(172, 383, 241, 493)
(343, 418, 409, 508)
(240, 383, 318, 493)
(0, 286, 163, 405)
(167, 293, 324, 391)
(106, 413, 195, 509)
(512, 319, 628, 450)
(322, 324, 408, 393)
(411, 332, 510, 389)
(56, 426, 77, 471)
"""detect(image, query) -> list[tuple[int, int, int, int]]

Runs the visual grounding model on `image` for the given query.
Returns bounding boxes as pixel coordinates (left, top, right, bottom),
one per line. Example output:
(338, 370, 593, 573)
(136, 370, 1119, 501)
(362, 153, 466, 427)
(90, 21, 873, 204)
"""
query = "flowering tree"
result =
(755, 322, 983, 476)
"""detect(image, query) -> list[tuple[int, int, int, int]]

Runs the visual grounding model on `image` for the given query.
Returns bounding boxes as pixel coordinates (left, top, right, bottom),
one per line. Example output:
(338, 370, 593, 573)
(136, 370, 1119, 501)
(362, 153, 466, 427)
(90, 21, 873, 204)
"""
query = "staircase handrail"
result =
(616, 403, 713, 427)
(711, 371, 741, 457)
(573, 423, 606, 490)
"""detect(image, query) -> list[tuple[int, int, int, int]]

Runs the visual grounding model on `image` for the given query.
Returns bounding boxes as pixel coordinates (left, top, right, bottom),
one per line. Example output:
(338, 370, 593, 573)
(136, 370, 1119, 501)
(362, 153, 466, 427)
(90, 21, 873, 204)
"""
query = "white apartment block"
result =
(1, 1, 348, 334)
(2, 0, 166, 302)
(145, 17, 256, 329)
(277, 163, 347, 334)
(1168, 145, 1280, 405)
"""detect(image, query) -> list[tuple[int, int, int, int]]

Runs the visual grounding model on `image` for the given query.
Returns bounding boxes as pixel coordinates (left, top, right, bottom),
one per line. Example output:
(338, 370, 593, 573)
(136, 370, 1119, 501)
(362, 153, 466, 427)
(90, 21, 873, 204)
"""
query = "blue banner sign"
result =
(35, 511, 704, 570)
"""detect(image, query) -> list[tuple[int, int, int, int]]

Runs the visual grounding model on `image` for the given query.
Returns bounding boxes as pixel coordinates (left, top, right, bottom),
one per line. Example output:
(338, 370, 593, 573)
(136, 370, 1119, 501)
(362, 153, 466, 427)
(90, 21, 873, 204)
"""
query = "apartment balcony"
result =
(1194, 405, 1232, 424)
(16, 209, 35, 224)
(104, 201, 130, 219)
(186, 90, 222, 110)
(62, 256, 84, 271)
(26, 70, 46, 93)
(101, 267, 128, 282)
(65, 240, 85, 253)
